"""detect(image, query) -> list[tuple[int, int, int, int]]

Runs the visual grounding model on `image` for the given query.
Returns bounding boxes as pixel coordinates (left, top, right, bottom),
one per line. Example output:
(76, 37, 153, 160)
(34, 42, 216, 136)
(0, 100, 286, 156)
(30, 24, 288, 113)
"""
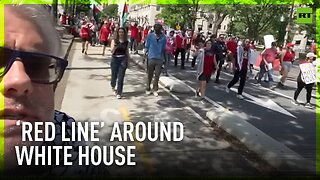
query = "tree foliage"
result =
(156, 0, 201, 30)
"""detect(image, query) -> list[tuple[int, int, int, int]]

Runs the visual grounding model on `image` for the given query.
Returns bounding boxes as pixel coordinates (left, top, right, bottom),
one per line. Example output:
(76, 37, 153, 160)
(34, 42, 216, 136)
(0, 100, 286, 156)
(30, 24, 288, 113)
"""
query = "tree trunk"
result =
(212, 14, 227, 36)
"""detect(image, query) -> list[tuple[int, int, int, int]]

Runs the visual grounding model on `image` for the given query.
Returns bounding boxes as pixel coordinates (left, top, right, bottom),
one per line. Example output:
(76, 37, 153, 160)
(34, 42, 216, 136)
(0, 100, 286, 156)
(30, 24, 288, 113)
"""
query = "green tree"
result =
(231, 4, 291, 41)
(156, 0, 201, 30)
(103, 4, 118, 19)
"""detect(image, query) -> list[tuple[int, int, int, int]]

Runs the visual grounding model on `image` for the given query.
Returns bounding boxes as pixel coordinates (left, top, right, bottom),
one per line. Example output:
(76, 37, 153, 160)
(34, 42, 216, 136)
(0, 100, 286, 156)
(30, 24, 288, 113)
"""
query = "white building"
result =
(124, 4, 230, 35)
(127, 4, 162, 26)
(194, 12, 231, 36)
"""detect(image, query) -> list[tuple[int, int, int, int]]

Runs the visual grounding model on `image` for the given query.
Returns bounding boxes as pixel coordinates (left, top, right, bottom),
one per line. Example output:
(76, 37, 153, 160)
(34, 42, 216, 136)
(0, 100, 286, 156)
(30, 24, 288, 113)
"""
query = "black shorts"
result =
(198, 73, 211, 83)
(101, 40, 108, 46)
(81, 37, 89, 42)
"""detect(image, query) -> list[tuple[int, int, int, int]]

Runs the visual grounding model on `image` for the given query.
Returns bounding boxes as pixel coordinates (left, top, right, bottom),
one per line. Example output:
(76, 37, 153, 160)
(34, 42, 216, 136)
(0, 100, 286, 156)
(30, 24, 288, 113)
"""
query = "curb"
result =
(206, 109, 314, 174)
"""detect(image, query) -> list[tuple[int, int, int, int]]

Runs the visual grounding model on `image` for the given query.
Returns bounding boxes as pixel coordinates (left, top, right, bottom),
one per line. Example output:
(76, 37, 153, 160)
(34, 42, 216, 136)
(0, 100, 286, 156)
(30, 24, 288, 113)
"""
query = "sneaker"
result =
(291, 100, 299, 106)
(225, 86, 230, 93)
(116, 94, 121, 99)
(82, 49, 84, 53)
(146, 90, 151, 95)
(195, 91, 200, 97)
(305, 103, 312, 109)
(153, 91, 159, 97)
(236, 94, 244, 100)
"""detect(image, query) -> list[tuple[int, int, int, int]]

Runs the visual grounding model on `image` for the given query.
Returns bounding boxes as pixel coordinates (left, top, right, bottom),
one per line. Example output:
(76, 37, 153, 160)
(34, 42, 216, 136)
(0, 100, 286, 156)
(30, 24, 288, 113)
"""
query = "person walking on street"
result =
(163, 30, 175, 76)
(256, 42, 278, 85)
(80, 20, 90, 54)
(129, 22, 139, 53)
(226, 39, 251, 100)
(213, 34, 227, 83)
(225, 36, 237, 73)
(99, 21, 111, 56)
(277, 43, 295, 88)
(174, 29, 187, 69)
(191, 34, 205, 69)
(110, 27, 130, 99)
(145, 24, 167, 96)
(195, 40, 217, 100)
(292, 52, 317, 108)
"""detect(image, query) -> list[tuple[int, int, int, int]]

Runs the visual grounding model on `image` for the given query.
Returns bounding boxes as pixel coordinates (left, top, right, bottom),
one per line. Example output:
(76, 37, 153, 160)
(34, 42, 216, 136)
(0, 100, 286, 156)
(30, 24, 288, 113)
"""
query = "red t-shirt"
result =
(130, 26, 138, 39)
(80, 25, 89, 39)
(226, 40, 237, 54)
(99, 25, 110, 42)
(241, 47, 249, 70)
(175, 34, 187, 49)
(203, 52, 215, 77)
(283, 50, 295, 62)
(263, 48, 277, 63)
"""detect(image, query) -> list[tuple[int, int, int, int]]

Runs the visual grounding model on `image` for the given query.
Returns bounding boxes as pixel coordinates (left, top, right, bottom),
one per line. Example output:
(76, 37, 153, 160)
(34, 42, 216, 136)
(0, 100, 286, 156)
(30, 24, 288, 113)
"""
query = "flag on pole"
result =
(120, 1, 128, 28)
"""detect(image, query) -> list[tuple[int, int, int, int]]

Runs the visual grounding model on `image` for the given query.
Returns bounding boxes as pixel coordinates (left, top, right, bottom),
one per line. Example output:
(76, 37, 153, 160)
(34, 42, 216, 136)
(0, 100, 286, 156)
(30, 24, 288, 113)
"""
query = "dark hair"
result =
(114, 27, 128, 44)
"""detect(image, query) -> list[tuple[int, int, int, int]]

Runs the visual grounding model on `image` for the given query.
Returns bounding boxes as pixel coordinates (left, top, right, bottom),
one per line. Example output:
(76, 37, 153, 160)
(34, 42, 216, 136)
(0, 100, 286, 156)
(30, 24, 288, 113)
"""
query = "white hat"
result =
(306, 52, 317, 58)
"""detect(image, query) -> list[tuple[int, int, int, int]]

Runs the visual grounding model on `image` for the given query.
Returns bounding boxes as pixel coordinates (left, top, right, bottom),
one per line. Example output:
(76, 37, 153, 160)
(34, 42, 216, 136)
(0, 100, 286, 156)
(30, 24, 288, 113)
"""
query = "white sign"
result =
(300, 63, 316, 84)
(264, 35, 275, 49)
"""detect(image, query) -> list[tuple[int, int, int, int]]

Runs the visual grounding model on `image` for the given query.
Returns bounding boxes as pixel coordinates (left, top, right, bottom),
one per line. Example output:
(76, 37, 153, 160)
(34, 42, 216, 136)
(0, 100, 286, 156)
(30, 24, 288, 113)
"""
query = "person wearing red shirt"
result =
(142, 26, 150, 45)
(129, 23, 139, 53)
(195, 40, 217, 100)
(226, 39, 251, 100)
(99, 21, 111, 56)
(277, 43, 295, 87)
(174, 30, 187, 69)
(79, 20, 90, 54)
(225, 36, 237, 73)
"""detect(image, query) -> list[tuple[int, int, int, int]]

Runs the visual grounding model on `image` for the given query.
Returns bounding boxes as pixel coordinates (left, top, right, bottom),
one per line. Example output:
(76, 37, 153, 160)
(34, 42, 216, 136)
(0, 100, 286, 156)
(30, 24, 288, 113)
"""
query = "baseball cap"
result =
(306, 52, 317, 58)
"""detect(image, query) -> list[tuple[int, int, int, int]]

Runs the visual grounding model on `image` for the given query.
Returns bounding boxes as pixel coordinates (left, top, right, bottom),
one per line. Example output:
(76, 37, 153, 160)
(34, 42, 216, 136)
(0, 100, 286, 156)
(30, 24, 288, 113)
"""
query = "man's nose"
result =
(3, 60, 33, 96)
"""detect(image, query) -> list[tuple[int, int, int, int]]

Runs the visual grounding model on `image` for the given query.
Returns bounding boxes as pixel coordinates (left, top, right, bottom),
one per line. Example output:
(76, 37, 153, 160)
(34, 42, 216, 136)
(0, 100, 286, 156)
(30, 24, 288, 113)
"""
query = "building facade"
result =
(127, 4, 162, 26)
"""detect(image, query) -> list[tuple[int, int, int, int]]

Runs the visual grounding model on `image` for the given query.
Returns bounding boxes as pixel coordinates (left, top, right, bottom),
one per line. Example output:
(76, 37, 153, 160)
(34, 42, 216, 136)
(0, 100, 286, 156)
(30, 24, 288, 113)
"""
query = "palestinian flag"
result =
(92, 4, 103, 22)
(120, 2, 128, 28)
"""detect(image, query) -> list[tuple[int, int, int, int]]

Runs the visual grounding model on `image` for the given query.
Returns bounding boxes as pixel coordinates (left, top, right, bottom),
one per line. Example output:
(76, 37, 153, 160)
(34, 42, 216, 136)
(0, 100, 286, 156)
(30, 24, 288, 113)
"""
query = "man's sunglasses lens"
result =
(0, 48, 66, 84)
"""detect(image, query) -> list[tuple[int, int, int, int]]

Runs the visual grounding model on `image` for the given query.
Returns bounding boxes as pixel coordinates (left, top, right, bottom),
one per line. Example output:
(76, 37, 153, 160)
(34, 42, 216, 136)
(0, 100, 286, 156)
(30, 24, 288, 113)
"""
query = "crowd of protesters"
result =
(65, 14, 316, 108)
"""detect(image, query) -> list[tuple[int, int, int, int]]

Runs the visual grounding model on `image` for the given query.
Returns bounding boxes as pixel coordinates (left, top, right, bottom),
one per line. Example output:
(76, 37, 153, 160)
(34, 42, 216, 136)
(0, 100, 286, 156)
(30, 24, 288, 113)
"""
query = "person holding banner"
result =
(292, 53, 317, 108)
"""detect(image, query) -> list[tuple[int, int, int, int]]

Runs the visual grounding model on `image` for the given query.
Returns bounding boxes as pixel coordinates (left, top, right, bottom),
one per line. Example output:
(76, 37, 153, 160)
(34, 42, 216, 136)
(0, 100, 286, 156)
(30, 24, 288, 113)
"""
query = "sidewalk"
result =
(55, 40, 268, 176)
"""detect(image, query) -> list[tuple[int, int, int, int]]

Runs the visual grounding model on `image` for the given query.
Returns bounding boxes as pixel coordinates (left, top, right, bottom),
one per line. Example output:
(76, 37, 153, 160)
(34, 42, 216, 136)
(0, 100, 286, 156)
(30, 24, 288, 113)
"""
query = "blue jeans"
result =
(110, 56, 128, 95)
(130, 38, 136, 51)
(257, 63, 274, 83)
(163, 53, 173, 75)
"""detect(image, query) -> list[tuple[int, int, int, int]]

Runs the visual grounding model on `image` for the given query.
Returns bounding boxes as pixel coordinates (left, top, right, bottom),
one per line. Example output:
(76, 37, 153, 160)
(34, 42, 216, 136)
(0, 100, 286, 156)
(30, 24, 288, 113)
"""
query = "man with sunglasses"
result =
(1, 5, 108, 176)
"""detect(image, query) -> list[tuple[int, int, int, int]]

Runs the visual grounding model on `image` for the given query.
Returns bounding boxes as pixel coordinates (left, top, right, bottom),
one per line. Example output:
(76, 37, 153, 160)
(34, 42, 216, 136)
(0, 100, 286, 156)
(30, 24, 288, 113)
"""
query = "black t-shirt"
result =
(113, 41, 129, 56)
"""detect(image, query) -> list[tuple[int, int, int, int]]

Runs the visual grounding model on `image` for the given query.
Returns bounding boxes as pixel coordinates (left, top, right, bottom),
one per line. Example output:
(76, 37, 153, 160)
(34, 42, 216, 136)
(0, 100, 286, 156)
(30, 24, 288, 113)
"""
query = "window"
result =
(224, 25, 226, 30)
(208, 23, 212, 28)
(156, 5, 161, 11)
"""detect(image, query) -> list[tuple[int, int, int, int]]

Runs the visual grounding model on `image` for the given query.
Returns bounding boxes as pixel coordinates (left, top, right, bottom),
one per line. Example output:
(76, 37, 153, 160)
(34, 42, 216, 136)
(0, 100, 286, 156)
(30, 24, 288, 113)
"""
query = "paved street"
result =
(54, 39, 277, 176)
(166, 56, 316, 170)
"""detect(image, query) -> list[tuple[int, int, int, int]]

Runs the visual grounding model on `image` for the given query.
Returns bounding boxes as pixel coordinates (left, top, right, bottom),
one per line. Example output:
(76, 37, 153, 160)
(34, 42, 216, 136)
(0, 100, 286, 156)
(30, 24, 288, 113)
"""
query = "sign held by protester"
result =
(300, 63, 316, 84)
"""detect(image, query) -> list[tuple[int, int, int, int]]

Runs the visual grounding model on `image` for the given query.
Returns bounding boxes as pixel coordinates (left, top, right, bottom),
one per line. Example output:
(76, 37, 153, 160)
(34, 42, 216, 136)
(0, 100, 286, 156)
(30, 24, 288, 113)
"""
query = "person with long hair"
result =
(79, 19, 90, 54)
(99, 21, 111, 56)
(195, 40, 217, 100)
(110, 27, 130, 99)
(277, 43, 295, 88)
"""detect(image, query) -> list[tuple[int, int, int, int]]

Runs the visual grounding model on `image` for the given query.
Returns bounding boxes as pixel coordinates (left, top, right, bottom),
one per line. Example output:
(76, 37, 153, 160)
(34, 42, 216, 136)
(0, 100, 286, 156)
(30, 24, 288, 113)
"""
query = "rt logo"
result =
(296, 8, 313, 24)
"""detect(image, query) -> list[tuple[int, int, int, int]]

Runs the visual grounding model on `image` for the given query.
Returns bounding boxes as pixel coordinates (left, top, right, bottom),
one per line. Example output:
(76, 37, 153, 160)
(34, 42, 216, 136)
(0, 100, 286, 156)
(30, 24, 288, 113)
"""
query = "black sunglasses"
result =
(0, 47, 68, 84)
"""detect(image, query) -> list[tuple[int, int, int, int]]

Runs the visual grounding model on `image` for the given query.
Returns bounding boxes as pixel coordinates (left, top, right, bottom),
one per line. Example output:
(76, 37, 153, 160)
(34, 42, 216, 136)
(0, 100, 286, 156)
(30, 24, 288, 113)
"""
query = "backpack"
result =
(80, 26, 89, 39)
